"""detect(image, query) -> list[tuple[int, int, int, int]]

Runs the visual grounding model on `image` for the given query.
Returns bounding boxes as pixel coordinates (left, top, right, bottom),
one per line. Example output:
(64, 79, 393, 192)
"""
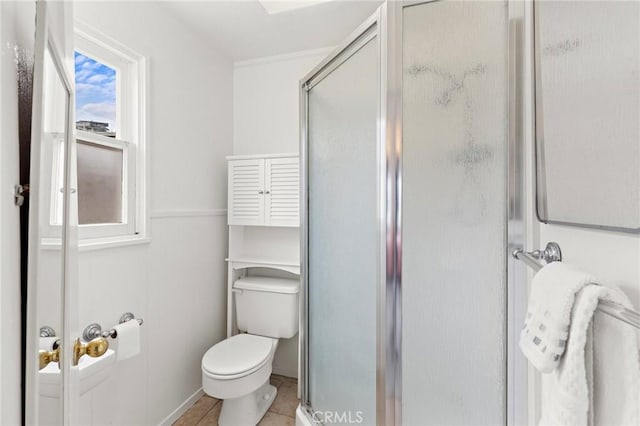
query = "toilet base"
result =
(218, 381, 277, 426)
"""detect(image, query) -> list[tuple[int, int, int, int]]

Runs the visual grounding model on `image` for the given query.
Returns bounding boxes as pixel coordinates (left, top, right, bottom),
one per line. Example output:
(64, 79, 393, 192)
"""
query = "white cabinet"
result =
(227, 154, 299, 227)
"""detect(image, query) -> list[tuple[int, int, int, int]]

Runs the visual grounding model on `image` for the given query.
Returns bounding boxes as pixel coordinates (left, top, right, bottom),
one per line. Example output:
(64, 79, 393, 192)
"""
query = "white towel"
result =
(539, 285, 640, 426)
(521, 262, 597, 373)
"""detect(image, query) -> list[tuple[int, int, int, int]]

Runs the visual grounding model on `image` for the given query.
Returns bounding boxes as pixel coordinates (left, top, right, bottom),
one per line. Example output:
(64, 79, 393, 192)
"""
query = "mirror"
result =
(534, 0, 640, 232)
(35, 43, 71, 425)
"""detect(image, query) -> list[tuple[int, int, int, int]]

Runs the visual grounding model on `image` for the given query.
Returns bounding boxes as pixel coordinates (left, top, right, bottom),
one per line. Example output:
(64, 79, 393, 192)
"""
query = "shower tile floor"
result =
(173, 374, 299, 426)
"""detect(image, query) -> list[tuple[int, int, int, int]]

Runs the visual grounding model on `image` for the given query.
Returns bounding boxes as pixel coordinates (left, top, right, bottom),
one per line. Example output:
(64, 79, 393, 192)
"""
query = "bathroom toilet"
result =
(202, 276, 299, 425)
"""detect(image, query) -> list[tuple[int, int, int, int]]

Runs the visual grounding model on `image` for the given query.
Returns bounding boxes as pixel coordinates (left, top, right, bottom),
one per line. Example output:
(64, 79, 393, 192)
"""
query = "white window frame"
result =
(73, 22, 149, 248)
(42, 22, 149, 250)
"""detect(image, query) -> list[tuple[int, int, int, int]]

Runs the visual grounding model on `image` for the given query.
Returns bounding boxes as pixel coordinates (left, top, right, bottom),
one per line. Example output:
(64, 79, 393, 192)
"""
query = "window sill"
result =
(41, 234, 151, 252)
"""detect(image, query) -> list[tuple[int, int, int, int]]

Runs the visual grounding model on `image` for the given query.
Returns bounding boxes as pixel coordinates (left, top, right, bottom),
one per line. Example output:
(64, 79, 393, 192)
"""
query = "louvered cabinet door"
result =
(265, 157, 299, 227)
(228, 159, 265, 225)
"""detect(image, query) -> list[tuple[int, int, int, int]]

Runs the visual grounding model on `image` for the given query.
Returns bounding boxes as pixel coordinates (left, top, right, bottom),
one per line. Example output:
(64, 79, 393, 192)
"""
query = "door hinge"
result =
(14, 184, 29, 207)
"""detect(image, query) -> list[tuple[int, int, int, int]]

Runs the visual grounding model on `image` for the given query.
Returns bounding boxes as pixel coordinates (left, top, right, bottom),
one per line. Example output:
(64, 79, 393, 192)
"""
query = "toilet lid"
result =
(202, 334, 275, 377)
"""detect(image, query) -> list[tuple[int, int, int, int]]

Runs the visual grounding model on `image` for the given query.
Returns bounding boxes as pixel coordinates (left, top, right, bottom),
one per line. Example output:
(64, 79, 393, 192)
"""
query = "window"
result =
(45, 23, 147, 248)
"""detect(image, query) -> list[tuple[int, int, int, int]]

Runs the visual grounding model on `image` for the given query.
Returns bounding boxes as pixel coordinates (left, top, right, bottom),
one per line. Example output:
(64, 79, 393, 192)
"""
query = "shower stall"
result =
(300, 1, 526, 424)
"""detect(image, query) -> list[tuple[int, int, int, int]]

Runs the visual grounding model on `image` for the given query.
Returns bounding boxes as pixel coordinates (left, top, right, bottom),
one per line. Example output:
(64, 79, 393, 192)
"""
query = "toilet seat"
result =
(202, 334, 276, 380)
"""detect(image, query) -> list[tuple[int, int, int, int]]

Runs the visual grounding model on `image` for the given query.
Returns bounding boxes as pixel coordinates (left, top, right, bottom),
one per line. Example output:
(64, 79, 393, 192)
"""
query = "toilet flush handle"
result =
(231, 288, 243, 295)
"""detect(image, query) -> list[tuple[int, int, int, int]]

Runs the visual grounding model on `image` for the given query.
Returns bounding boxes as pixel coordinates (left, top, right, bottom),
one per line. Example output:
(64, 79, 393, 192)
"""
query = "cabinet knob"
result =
(258, 190, 264, 194)
(265, 190, 271, 194)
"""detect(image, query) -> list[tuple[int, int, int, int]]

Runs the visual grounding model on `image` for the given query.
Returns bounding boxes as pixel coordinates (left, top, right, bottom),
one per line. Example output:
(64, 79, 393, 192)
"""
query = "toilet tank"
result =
(234, 276, 299, 339)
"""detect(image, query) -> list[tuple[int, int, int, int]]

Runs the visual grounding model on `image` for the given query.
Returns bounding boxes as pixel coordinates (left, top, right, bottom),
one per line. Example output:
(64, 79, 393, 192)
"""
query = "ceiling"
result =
(162, 0, 383, 61)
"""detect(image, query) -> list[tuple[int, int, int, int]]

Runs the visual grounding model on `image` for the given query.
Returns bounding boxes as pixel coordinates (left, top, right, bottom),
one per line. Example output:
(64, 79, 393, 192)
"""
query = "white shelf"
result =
(226, 257, 300, 274)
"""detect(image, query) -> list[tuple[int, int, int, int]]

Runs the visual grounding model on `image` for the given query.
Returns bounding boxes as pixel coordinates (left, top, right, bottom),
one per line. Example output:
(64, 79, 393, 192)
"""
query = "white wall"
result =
(0, 2, 34, 425)
(232, 49, 328, 378)
(518, 1, 640, 422)
(71, 2, 233, 424)
(233, 48, 330, 155)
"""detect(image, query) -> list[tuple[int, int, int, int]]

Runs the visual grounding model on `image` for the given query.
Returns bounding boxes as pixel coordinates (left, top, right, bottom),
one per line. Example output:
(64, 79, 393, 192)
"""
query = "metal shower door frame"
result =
(299, 1, 527, 425)
(299, 5, 395, 424)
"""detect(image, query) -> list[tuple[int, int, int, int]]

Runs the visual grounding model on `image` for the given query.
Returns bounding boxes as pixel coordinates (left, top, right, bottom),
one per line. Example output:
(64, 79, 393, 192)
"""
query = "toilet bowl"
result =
(201, 276, 299, 425)
(202, 334, 279, 425)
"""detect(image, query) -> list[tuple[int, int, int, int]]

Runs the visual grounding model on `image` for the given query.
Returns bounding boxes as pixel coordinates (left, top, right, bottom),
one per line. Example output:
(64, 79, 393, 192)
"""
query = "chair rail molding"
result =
(150, 209, 228, 219)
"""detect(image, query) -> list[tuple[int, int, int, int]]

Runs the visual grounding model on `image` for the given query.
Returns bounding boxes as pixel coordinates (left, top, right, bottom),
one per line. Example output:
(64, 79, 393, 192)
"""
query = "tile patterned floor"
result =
(173, 375, 298, 426)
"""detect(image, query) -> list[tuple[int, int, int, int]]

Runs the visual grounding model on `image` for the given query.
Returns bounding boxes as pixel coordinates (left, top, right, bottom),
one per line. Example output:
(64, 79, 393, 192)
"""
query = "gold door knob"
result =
(39, 347, 60, 370)
(72, 337, 109, 366)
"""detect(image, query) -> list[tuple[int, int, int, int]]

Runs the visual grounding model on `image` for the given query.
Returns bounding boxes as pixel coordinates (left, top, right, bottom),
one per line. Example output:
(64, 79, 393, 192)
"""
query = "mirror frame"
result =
(25, 1, 76, 424)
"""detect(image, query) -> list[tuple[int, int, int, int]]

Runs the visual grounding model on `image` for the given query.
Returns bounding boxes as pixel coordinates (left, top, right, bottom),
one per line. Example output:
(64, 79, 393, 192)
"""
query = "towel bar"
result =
(513, 243, 640, 330)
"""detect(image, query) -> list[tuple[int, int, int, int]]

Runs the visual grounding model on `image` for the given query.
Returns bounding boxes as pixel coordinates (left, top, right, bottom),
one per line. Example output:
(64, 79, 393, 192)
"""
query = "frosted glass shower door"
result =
(401, 1, 509, 425)
(306, 30, 379, 425)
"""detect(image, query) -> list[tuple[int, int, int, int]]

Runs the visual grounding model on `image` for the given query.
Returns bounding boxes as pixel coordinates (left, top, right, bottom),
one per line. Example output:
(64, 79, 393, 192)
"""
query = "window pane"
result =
(75, 51, 117, 137)
(77, 140, 123, 224)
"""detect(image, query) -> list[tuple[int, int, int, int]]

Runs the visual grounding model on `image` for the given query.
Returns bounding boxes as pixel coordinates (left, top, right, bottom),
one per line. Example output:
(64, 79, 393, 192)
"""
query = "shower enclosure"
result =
(300, 1, 526, 424)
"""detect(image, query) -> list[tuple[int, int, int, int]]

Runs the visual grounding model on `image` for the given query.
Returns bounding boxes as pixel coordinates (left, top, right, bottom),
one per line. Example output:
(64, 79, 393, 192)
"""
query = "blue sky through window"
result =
(75, 51, 116, 133)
